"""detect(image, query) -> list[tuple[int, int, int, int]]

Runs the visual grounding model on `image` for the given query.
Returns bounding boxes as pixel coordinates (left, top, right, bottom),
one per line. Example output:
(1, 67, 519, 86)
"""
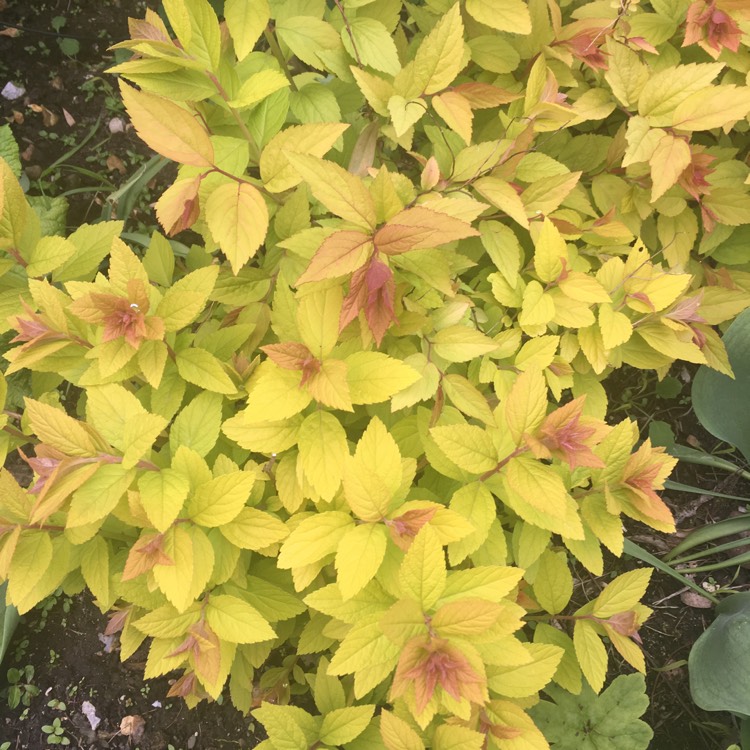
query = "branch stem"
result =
(264, 26, 298, 91)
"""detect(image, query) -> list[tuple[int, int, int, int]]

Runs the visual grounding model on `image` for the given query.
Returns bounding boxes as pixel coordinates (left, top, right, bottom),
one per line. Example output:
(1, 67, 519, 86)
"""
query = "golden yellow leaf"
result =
(287, 153, 377, 229)
(119, 81, 213, 167)
(205, 181, 268, 274)
(649, 134, 691, 202)
(432, 92, 473, 144)
(260, 123, 349, 193)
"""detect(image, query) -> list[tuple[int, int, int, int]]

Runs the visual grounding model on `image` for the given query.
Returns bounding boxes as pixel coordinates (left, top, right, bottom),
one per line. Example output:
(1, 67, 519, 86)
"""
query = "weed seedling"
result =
(41, 718, 69, 745)
(5, 666, 39, 709)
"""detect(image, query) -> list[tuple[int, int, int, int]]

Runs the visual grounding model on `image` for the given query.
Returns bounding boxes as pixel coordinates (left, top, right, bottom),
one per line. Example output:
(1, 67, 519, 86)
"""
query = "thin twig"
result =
(334, 0, 362, 67)
(264, 26, 298, 91)
(206, 72, 260, 158)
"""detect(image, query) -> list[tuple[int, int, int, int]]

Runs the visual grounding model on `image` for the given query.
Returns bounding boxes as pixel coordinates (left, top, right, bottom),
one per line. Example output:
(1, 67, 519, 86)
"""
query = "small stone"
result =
(1, 82, 25, 100)
(97, 632, 116, 653)
(108, 117, 125, 133)
(81, 701, 101, 731)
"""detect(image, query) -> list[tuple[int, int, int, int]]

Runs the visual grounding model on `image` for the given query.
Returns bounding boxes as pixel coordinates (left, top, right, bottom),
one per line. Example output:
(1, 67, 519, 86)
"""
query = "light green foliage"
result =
(530, 674, 653, 749)
(689, 593, 750, 717)
(1, 0, 750, 745)
(693, 308, 750, 461)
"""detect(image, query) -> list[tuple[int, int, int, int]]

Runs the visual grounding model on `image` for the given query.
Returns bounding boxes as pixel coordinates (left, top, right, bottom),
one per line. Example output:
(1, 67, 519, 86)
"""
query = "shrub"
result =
(2, 0, 750, 746)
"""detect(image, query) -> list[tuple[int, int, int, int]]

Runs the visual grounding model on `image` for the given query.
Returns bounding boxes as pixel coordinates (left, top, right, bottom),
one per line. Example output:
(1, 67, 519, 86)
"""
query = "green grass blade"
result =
(665, 480, 749, 502)
(623, 539, 719, 605)
(664, 515, 750, 561)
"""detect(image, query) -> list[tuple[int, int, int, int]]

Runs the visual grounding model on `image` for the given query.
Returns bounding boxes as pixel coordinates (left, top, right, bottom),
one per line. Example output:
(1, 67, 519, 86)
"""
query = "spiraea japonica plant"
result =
(2, 0, 750, 746)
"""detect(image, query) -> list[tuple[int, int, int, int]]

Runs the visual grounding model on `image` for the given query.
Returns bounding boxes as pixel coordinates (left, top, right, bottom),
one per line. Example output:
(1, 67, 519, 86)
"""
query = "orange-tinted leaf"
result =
(388, 507, 438, 551)
(526, 397, 606, 469)
(119, 81, 214, 167)
(432, 91, 473, 143)
(155, 177, 202, 236)
(260, 342, 315, 371)
(374, 207, 478, 256)
(391, 635, 486, 712)
(122, 532, 173, 581)
(364, 259, 396, 346)
(297, 231, 373, 285)
(453, 82, 521, 108)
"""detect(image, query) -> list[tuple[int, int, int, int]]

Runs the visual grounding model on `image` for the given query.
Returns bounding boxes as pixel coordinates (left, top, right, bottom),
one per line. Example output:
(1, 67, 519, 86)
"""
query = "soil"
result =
(0, 0, 167, 231)
(0, 591, 265, 750)
(0, 1, 748, 749)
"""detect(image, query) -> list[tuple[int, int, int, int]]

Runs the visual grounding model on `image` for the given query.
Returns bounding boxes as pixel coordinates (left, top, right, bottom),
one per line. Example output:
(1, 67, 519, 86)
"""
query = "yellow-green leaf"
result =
(67, 465, 135, 528)
(343, 18, 400, 76)
(649, 134, 691, 202)
(345, 351, 420, 404)
(672, 84, 750, 131)
(505, 455, 569, 520)
(637, 63, 723, 125)
(229, 70, 288, 108)
(119, 81, 214, 167)
(432, 724, 484, 750)
(298, 411, 348, 501)
(206, 594, 276, 643)
(399, 524, 446, 609)
(380, 710, 425, 750)
(534, 550, 573, 615)
(592, 569, 652, 618)
(534, 217, 567, 284)
(156, 265, 219, 332)
(80, 537, 111, 606)
(286, 153, 376, 229)
(573, 620, 608, 693)
(278, 512, 354, 569)
(432, 91, 473, 144)
(488, 643, 563, 697)
(335, 524, 388, 600)
(206, 181, 268, 274)
(465, 0, 531, 34)
(219, 507, 289, 550)
(139, 468, 190, 532)
(175, 348, 236, 394)
(24, 399, 101, 457)
(413, 3, 464, 96)
(225, 0, 269, 61)
(186, 470, 256, 527)
(505, 369, 547, 444)
(276, 16, 341, 72)
(7, 532, 53, 611)
(243, 363, 312, 422)
(170, 391, 223, 458)
(431, 325, 499, 362)
(319, 705, 376, 745)
(474, 177, 529, 229)
(26, 236, 76, 277)
(296, 286, 342, 359)
(260, 123, 349, 193)
(430, 424, 497, 474)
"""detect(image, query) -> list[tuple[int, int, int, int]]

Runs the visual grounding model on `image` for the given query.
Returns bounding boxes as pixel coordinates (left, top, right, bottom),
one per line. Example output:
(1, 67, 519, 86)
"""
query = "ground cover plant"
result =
(2, 0, 750, 747)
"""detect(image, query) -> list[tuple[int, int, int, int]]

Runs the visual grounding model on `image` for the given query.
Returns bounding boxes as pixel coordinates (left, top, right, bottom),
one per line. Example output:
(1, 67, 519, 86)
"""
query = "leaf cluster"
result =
(2, 0, 750, 747)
